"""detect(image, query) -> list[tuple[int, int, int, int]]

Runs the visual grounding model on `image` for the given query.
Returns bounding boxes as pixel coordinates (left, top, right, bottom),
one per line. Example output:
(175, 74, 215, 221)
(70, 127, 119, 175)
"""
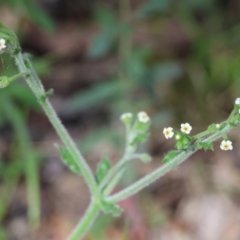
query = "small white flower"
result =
(216, 124, 220, 128)
(120, 113, 133, 121)
(163, 127, 174, 139)
(0, 39, 6, 50)
(235, 98, 240, 105)
(220, 140, 233, 151)
(138, 111, 150, 123)
(180, 123, 192, 134)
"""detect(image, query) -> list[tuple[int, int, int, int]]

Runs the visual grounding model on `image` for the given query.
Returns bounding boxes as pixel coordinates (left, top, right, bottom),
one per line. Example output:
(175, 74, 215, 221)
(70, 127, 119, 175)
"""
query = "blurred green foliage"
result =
(0, 0, 240, 237)
(0, 0, 55, 31)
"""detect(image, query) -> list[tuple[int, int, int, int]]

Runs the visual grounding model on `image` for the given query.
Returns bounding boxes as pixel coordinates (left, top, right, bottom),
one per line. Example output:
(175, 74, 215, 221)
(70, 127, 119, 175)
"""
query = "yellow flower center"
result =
(223, 144, 229, 149)
(184, 127, 188, 131)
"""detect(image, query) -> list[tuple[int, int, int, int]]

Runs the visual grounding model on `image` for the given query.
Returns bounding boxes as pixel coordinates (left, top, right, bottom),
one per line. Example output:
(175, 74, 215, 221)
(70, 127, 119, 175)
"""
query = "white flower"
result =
(235, 98, 240, 105)
(163, 127, 174, 139)
(137, 111, 150, 123)
(0, 39, 6, 51)
(120, 112, 133, 121)
(180, 123, 192, 134)
(220, 140, 233, 151)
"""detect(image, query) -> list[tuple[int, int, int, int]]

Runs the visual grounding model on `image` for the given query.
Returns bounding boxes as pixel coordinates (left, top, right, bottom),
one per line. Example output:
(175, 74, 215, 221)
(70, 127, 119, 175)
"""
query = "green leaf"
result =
(219, 122, 227, 131)
(24, 2, 55, 32)
(40, 89, 54, 102)
(0, 23, 20, 53)
(229, 121, 238, 127)
(130, 133, 149, 146)
(207, 124, 218, 133)
(88, 6, 120, 58)
(95, 154, 111, 183)
(55, 144, 81, 174)
(176, 141, 184, 150)
(100, 200, 122, 217)
(175, 134, 192, 150)
(89, 27, 117, 58)
(163, 150, 180, 164)
(135, 121, 151, 132)
(139, 153, 152, 163)
(196, 142, 214, 151)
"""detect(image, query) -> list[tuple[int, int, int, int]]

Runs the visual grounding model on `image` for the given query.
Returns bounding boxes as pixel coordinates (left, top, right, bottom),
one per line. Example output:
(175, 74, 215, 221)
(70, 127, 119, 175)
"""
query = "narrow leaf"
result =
(95, 154, 111, 183)
(100, 200, 122, 217)
(130, 133, 148, 146)
(219, 122, 227, 130)
(55, 144, 81, 174)
(139, 153, 152, 163)
(196, 142, 214, 151)
(163, 150, 180, 164)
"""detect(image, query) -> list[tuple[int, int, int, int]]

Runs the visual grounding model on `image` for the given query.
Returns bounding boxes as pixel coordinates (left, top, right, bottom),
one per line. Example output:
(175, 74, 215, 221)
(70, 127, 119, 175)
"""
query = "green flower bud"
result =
(0, 76, 9, 88)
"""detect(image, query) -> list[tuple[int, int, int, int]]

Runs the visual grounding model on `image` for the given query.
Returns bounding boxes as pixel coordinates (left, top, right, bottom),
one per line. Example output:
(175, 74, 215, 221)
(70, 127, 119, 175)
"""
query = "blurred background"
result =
(0, 0, 240, 239)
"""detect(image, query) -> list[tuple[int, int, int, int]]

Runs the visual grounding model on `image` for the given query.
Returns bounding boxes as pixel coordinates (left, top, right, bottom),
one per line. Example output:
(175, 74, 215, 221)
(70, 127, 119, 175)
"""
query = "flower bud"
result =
(0, 76, 9, 88)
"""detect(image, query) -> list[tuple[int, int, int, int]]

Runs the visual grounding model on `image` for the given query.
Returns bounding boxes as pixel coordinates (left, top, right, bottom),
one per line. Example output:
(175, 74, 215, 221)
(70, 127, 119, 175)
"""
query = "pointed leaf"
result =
(219, 122, 227, 131)
(207, 124, 217, 133)
(139, 153, 152, 163)
(100, 200, 122, 217)
(196, 142, 214, 151)
(130, 133, 149, 146)
(95, 154, 111, 183)
(229, 121, 238, 128)
(163, 150, 180, 163)
(55, 144, 81, 174)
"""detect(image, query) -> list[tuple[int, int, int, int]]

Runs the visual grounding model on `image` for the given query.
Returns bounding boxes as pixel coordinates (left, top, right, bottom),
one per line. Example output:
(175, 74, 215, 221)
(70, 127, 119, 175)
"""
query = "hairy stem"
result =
(14, 52, 99, 198)
(67, 200, 99, 240)
(106, 123, 233, 203)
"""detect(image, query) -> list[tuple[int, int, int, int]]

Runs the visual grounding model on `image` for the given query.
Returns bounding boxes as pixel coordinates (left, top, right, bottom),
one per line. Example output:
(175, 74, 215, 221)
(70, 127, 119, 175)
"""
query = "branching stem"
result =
(14, 52, 99, 199)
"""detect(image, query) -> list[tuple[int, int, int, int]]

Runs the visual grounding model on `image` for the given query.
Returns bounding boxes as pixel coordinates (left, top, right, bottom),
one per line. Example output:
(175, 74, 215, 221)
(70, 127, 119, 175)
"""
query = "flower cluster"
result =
(120, 111, 151, 125)
(163, 121, 234, 151)
(0, 39, 6, 51)
(163, 122, 192, 140)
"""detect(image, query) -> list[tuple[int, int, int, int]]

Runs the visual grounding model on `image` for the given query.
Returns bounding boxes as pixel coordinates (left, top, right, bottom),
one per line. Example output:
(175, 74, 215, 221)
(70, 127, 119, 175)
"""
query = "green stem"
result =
(8, 71, 28, 83)
(106, 122, 233, 203)
(228, 106, 238, 124)
(0, 95, 40, 227)
(14, 52, 99, 198)
(100, 122, 135, 194)
(101, 153, 144, 195)
(67, 200, 99, 240)
(193, 130, 209, 139)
